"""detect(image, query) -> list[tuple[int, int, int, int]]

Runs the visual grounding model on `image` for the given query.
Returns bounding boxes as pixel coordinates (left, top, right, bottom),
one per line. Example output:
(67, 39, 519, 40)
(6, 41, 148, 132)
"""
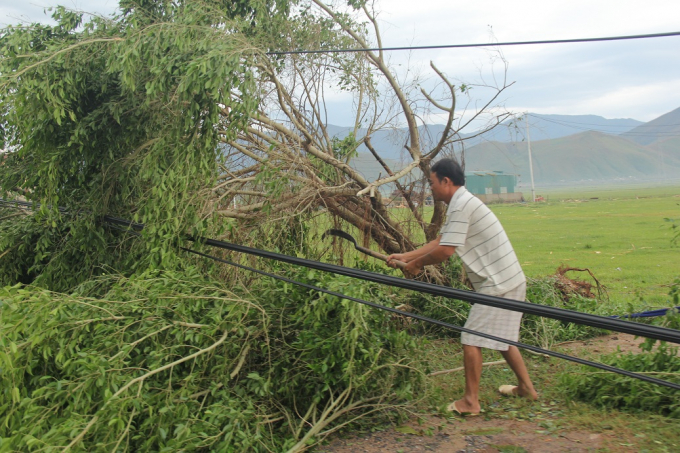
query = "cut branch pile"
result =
(0, 270, 421, 451)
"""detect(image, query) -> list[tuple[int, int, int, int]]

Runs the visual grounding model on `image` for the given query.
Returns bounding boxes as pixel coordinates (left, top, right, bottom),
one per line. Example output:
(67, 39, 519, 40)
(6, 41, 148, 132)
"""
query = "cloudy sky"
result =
(3, 0, 680, 126)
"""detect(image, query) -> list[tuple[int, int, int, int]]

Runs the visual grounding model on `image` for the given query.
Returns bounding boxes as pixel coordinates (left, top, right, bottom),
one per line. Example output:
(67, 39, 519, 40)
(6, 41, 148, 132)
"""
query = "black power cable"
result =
(3, 200, 680, 347)
(266, 31, 680, 56)
(4, 200, 680, 389)
(186, 234, 680, 345)
(97, 213, 680, 345)
(182, 246, 680, 391)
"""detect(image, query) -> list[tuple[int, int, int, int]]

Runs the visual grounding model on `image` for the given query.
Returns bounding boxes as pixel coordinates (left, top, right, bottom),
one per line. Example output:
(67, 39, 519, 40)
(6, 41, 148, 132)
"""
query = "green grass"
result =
(492, 190, 680, 309)
(528, 180, 680, 200)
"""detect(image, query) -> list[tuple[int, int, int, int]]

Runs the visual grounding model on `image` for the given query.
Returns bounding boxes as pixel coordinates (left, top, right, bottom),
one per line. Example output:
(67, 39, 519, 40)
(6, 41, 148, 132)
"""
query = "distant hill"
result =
(329, 114, 643, 161)
(463, 131, 680, 184)
(338, 109, 680, 185)
(468, 113, 643, 145)
(620, 107, 680, 146)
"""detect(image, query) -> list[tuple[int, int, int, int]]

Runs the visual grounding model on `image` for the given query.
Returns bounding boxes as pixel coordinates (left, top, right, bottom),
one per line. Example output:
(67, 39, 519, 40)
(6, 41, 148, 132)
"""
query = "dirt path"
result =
(317, 334, 654, 453)
(317, 416, 612, 452)
(557, 332, 649, 356)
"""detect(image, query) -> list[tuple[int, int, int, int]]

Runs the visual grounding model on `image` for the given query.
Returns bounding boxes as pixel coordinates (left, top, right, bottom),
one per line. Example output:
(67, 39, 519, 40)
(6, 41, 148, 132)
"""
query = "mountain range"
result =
(336, 107, 680, 186)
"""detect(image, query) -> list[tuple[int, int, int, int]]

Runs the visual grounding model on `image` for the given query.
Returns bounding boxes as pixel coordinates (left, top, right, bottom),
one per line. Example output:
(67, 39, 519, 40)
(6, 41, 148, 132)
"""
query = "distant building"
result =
(465, 171, 523, 204)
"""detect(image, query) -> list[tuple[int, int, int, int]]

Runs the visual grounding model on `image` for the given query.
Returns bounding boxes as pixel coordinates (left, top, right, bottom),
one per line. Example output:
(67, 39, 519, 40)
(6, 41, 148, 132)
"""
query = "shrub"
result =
(560, 284, 680, 418)
(0, 268, 421, 451)
(0, 208, 139, 291)
(521, 276, 608, 348)
(560, 338, 680, 418)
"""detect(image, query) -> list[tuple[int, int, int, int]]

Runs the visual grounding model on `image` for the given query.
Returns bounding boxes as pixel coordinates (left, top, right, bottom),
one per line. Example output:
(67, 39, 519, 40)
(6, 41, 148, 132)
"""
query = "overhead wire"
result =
(265, 26, 680, 140)
(184, 235, 680, 344)
(181, 246, 680, 391)
(0, 202, 673, 345)
(3, 199, 680, 390)
(266, 31, 680, 56)
(100, 211, 680, 345)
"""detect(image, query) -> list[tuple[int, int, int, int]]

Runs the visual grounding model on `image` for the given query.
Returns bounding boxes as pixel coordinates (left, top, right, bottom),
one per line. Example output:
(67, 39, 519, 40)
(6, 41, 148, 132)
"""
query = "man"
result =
(387, 158, 537, 415)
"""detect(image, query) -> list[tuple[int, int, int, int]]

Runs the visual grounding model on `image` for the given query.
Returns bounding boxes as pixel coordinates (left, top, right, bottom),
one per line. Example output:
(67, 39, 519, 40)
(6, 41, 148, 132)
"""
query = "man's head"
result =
(429, 158, 464, 203)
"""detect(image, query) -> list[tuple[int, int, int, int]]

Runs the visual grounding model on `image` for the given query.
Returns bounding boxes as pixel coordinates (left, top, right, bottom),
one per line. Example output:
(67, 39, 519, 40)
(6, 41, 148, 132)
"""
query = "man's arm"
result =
(386, 237, 456, 274)
(403, 238, 456, 275)
(386, 237, 442, 267)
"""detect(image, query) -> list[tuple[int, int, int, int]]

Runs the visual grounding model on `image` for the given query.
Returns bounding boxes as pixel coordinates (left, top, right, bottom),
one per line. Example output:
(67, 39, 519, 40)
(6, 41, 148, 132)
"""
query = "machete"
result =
(322, 229, 408, 271)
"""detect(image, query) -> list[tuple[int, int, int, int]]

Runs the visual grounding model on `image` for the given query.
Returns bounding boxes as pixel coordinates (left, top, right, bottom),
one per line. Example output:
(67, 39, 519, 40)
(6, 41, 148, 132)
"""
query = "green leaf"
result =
(395, 425, 419, 435)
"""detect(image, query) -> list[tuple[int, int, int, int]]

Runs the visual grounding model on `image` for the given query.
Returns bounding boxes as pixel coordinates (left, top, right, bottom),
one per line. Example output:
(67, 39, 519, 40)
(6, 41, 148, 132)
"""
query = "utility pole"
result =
(526, 114, 536, 202)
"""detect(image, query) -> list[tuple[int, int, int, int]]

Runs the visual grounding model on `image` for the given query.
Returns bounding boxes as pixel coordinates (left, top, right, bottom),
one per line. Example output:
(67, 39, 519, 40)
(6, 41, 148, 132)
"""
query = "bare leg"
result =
(499, 346, 538, 399)
(451, 345, 483, 413)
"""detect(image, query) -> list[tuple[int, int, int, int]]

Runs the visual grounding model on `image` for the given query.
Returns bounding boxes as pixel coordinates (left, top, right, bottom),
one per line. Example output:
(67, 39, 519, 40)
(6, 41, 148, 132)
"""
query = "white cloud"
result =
(371, 0, 680, 122)
(556, 79, 680, 119)
(0, 1, 118, 26)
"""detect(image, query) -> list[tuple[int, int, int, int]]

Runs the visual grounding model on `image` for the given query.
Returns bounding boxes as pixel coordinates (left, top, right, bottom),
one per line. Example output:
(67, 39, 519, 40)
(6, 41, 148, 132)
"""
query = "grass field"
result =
(523, 179, 680, 200)
(493, 188, 680, 309)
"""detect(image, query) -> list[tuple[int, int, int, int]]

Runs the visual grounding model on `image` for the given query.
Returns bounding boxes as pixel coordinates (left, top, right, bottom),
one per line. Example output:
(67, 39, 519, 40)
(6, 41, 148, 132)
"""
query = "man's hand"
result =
(386, 253, 408, 269)
(404, 258, 423, 276)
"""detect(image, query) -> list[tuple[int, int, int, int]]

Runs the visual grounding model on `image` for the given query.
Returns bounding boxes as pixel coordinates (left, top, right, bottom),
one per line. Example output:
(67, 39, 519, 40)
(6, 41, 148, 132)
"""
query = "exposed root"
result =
(553, 266, 607, 301)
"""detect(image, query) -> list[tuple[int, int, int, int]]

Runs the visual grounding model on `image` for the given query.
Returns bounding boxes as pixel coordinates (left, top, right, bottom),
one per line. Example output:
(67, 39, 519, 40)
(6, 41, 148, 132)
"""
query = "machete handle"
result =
(355, 245, 407, 270)
(322, 228, 408, 271)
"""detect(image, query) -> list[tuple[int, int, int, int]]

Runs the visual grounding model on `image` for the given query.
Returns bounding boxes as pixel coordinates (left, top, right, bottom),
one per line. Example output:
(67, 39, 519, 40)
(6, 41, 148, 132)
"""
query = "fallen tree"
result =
(0, 1, 512, 449)
(215, 0, 514, 260)
(0, 269, 420, 451)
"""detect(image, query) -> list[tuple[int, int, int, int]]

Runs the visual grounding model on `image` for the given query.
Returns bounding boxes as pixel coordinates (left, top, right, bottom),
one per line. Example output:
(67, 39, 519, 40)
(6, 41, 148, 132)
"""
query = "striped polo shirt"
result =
(439, 186, 526, 295)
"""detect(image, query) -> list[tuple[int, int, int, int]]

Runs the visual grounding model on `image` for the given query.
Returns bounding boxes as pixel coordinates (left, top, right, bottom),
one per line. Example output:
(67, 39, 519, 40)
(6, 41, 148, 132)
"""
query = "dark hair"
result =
(431, 158, 465, 186)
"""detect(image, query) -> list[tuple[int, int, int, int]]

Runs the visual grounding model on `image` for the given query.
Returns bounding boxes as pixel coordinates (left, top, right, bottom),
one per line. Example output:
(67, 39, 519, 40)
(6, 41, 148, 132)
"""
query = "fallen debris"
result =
(553, 265, 607, 300)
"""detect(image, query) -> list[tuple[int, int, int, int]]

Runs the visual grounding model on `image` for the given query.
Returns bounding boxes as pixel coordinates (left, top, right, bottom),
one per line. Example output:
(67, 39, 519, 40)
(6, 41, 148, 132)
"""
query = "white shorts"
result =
(460, 283, 526, 351)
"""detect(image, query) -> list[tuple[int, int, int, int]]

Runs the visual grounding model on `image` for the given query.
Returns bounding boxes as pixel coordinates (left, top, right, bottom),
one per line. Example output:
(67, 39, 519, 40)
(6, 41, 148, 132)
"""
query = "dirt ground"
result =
(558, 332, 680, 357)
(316, 416, 612, 453)
(558, 332, 650, 356)
(316, 334, 656, 453)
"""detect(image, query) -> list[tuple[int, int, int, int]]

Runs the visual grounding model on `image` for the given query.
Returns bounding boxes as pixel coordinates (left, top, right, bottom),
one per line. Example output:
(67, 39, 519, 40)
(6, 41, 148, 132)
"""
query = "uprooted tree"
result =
(216, 0, 512, 260)
(0, 0, 512, 278)
(0, 0, 512, 450)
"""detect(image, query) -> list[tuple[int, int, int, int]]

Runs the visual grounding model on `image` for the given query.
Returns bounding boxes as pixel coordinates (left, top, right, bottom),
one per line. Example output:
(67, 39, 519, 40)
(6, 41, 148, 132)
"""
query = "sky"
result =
(2, 0, 680, 126)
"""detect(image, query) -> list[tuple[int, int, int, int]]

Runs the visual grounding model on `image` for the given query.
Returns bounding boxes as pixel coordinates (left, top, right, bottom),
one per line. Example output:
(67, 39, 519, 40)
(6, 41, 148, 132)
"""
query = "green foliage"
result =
(521, 277, 607, 348)
(332, 133, 360, 163)
(257, 265, 421, 405)
(307, 133, 362, 185)
(396, 258, 471, 336)
(0, 208, 142, 291)
(560, 339, 680, 418)
(0, 0, 374, 279)
(0, 2, 263, 273)
(0, 271, 273, 450)
(0, 3, 424, 450)
(560, 284, 680, 419)
(0, 269, 420, 450)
